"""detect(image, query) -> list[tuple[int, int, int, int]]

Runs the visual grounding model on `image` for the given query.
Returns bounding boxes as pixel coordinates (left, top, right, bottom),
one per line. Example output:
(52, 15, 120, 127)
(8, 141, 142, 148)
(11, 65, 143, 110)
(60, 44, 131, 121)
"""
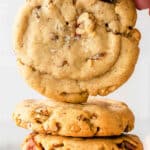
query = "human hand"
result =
(134, 0, 150, 10)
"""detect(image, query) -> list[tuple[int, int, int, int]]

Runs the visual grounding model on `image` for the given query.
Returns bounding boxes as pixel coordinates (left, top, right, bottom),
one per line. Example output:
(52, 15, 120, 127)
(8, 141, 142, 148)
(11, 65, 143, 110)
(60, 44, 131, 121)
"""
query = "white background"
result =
(0, 0, 150, 149)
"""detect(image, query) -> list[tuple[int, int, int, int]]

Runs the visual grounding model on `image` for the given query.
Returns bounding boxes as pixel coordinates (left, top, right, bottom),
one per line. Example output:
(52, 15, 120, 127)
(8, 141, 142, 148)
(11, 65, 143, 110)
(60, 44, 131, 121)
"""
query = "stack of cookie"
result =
(12, 0, 143, 149)
(13, 99, 143, 149)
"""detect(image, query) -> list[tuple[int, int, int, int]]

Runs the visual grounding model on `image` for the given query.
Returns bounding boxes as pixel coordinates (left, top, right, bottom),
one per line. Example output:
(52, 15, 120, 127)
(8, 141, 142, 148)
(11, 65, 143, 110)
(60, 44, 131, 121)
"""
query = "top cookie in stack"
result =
(13, 0, 140, 103)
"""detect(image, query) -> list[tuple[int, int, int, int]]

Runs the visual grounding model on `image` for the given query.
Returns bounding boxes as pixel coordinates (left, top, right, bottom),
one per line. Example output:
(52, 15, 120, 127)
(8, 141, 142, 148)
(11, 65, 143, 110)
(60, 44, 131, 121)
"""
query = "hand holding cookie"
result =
(12, 0, 144, 149)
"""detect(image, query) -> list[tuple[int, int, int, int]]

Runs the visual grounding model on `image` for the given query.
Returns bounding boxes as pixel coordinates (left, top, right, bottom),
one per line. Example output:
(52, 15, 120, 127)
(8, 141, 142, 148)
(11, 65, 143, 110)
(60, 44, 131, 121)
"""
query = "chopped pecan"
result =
(117, 141, 136, 150)
(49, 122, 61, 132)
(52, 143, 64, 148)
(34, 106, 50, 123)
(61, 60, 69, 67)
(36, 5, 41, 9)
(35, 106, 50, 116)
(76, 12, 95, 35)
(24, 139, 44, 150)
(50, 33, 59, 41)
(77, 114, 89, 122)
(90, 113, 98, 119)
(88, 52, 107, 60)
(33, 6, 41, 20)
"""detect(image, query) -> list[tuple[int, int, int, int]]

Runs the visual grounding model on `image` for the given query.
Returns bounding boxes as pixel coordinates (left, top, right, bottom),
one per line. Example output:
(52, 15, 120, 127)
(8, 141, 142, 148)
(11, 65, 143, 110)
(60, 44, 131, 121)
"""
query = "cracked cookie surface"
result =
(14, 0, 140, 103)
(13, 99, 134, 137)
(22, 133, 143, 150)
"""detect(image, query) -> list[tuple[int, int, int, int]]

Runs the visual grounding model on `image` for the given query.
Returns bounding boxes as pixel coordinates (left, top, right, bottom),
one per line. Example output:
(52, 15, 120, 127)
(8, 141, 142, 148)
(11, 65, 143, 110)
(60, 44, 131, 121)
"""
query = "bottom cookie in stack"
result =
(22, 133, 143, 150)
(12, 99, 143, 150)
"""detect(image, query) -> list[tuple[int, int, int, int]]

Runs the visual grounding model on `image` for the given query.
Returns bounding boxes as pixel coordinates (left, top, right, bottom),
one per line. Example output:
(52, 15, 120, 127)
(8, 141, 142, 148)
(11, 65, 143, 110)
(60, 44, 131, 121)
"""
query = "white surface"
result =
(0, 1, 150, 149)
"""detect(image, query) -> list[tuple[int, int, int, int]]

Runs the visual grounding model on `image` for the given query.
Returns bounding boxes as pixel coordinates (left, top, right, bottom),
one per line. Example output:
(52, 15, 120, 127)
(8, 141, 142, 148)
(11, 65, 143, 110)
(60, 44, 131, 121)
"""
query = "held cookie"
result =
(22, 133, 143, 150)
(14, 0, 140, 103)
(12, 99, 134, 137)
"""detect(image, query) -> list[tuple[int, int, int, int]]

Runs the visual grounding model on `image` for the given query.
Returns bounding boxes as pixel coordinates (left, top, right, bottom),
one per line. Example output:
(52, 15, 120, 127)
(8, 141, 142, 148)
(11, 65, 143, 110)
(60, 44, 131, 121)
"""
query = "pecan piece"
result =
(88, 52, 107, 60)
(76, 12, 95, 35)
(117, 141, 136, 150)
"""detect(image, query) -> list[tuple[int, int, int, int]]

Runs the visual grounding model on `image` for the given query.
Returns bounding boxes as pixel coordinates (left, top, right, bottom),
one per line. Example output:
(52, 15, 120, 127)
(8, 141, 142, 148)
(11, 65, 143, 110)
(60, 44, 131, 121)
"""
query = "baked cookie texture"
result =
(22, 133, 143, 150)
(14, 0, 141, 103)
(12, 99, 134, 137)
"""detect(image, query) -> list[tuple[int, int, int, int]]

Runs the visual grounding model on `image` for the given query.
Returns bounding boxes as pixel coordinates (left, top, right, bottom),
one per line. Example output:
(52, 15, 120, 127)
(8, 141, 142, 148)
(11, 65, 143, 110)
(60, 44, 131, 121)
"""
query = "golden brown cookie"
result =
(22, 133, 143, 150)
(14, 0, 140, 103)
(12, 99, 134, 137)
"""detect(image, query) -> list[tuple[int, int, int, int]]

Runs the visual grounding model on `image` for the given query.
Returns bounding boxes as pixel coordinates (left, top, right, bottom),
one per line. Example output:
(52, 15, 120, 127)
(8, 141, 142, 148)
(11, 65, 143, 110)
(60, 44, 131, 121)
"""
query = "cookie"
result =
(12, 99, 134, 137)
(14, 0, 140, 103)
(22, 133, 143, 150)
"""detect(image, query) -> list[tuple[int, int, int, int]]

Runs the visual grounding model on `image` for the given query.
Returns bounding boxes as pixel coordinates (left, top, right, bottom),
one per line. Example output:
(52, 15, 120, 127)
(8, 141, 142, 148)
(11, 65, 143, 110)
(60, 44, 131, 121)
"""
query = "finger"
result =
(135, 0, 150, 9)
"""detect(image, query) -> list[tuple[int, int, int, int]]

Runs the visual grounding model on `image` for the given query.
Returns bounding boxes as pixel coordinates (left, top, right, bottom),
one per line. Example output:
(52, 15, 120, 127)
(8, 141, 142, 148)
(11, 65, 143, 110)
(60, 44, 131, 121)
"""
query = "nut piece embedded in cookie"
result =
(76, 12, 95, 35)
(22, 138, 42, 150)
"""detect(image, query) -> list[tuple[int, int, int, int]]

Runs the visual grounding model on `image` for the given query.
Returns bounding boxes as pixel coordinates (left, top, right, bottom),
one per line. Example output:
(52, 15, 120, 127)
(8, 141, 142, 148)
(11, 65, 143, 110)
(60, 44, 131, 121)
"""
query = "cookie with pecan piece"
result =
(13, 99, 134, 137)
(14, 0, 140, 103)
(22, 133, 143, 150)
